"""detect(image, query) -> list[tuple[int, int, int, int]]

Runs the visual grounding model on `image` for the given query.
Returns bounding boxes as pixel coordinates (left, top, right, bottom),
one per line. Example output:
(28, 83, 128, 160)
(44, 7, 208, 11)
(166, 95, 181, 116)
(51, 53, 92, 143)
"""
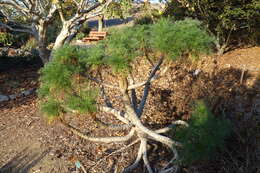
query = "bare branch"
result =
(98, 106, 131, 124)
(128, 63, 169, 91)
(72, 0, 80, 7)
(155, 120, 189, 134)
(95, 117, 132, 131)
(81, 73, 119, 89)
(137, 58, 164, 116)
(0, 1, 30, 15)
(142, 139, 153, 173)
(90, 139, 140, 171)
(126, 109, 182, 147)
(0, 22, 33, 34)
(128, 66, 169, 90)
(159, 166, 178, 173)
(100, 86, 113, 108)
(128, 74, 138, 111)
(56, 3, 65, 23)
(160, 148, 179, 172)
(64, 122, 135, 143)
(131, 89, 138, 111)
(79, 2, 101, 14)
(45, 4, 57, 22)
(123, 140, 144, 172)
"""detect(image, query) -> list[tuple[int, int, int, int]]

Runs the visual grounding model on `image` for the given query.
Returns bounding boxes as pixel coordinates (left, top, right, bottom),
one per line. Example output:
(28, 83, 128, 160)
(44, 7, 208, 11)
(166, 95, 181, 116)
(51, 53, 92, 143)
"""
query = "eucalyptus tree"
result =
(0, 0, 131, 63)
(39, 18, 214, 172)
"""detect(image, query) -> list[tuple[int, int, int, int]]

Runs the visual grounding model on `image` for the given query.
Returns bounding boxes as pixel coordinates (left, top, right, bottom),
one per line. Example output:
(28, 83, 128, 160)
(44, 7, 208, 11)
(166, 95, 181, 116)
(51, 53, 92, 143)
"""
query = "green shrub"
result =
(38, 44, 97, 120)
(164, 0, 260, 53)
(134, 15, 154, 25)
(39, 18, 214, 121)
(0, 32, 14, 46)
(150, 18, 214, 60)
(171, 100, 231, 165)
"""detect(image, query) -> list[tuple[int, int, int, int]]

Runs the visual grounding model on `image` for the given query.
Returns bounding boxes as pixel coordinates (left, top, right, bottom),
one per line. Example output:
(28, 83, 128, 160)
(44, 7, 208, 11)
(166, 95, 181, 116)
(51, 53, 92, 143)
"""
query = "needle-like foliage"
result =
(171, 100, 231, 164)
(150, 18, 214, 59)
(38, 18, 219, 171)
(39, 17, 214, 128)
(38, 45, 97, 120)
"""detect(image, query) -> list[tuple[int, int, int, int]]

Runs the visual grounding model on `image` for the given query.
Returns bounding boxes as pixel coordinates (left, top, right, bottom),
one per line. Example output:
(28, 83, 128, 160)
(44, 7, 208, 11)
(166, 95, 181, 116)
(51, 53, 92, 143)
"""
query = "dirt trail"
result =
(0, 96, 70, 173)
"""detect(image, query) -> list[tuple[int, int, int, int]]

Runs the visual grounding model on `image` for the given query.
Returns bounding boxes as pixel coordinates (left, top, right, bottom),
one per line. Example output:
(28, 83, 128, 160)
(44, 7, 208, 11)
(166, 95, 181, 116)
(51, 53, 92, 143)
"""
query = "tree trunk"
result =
(36, 20, 51, 64)
(98, 15, 104, 32)
(53, 27, 70, 50)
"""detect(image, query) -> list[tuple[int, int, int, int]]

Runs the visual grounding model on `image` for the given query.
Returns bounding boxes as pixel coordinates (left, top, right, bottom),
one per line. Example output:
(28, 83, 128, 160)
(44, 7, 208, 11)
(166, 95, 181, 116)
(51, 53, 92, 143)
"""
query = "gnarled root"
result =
(63, 119, 182, 173)
(123, 128, 180, 173)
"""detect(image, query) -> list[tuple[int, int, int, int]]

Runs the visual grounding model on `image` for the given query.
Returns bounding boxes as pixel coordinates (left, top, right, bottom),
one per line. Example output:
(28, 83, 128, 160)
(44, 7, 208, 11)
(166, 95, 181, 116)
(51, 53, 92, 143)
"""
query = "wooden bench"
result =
(82, 31, 108, 43)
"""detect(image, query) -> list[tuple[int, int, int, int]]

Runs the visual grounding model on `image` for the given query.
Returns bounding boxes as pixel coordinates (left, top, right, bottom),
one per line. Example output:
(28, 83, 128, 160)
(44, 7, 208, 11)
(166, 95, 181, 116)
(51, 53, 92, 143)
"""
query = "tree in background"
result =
(164, 0, 260, 54)
(0, 0, 132, 63)
(39, 18, 215, 172)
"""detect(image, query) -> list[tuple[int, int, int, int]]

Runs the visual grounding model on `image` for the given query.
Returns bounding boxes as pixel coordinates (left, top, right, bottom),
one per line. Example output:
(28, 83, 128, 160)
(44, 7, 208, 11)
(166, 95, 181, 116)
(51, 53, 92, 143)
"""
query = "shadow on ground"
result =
(0, 147, 49, 173)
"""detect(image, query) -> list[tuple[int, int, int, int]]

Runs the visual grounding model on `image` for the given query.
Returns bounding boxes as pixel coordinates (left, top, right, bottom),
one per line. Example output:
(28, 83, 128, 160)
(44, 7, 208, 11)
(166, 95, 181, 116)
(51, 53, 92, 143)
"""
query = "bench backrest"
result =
(89, 31, 107, 37)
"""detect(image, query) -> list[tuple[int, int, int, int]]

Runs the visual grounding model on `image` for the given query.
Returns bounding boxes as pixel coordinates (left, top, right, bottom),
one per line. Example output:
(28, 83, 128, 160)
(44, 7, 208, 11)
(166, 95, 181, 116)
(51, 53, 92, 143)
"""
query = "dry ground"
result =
(0, 46, 259, 173)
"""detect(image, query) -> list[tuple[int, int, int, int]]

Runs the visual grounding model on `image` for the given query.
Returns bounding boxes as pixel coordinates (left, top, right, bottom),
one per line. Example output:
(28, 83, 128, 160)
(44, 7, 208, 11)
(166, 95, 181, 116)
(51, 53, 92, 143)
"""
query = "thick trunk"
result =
(36, 20, 51, 64)
(98, 15, 104, 32)
(53, 27, 70, 50)
(49, 24, 71, 61)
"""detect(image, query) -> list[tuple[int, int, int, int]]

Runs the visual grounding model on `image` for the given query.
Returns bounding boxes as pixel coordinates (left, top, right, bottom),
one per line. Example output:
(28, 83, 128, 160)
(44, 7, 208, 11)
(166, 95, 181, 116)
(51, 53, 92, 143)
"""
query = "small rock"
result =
(22, 89, 34, 96)
(0, 95, 9, 102)
(193, 69, 201, 76)
(8, 94, 17, 100)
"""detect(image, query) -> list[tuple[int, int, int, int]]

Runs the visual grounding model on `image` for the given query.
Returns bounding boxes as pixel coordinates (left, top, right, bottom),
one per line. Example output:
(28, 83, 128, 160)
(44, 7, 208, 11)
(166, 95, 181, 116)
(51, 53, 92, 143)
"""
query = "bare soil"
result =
(0, 46, 259, 173)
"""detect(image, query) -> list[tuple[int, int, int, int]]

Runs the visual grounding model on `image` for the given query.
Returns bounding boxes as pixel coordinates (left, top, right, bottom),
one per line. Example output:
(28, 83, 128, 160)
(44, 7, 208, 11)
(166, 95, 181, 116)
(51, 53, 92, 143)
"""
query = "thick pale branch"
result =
(142, 139, 153, 173)
(124, 106, 181, 147)
(123, 140, 144, 172)
(98, 106, 131, 124)
(95, 117, 132, 131)
(72, 0, 80, 6)
(61, 105, 131, 130)
(56, 4, 65, 23)
(64, 123, 135, 143)
(45, 5, 57, 22)
(155, 120, 189, 134)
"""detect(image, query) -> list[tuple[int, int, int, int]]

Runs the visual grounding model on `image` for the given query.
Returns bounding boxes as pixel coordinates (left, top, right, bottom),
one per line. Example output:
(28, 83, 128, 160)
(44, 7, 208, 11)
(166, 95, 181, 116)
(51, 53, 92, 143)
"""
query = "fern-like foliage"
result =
(171, 100, 231, 165)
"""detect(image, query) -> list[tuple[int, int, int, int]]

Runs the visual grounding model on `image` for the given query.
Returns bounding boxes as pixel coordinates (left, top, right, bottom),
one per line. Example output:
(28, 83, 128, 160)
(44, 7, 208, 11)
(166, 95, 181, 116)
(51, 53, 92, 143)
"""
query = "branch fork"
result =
(61, 58, 186, 172)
